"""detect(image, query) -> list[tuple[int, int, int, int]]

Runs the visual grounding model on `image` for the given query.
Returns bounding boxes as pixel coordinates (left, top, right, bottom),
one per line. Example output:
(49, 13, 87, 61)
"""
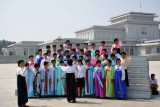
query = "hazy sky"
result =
(0, 0, 160, 42)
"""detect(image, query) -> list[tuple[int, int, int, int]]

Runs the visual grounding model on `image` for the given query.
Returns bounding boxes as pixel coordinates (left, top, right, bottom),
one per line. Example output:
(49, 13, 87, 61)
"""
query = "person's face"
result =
(60, 63, 64, 66)
(151, 75, 155, 80)
(78, 62, 82, 65)
(121, 54, 126, 59)
(107, 61, 111, 66)
(86, 62, 90, 66)
(58, 51, 61, 54)
(48, 53, 51, 56)
(36, 66, 39, 71)
(30, 57, 34, 61)
(113, 50, 117, 54)
(87, 56, 91, 60)
(97, 62, 101, 67)
(92, 45, 95, 49)
(66, 42, 69, 45)
(79, 57, 83, 61)
(45, 64, 49, 68)
(95, 55, 99, 60)
(53, 46, 56, 50)
(66, 57, 70, 60)
(19, 62, 24, 67)
(44, 55, 47, 59)
(53, 55, 56, 58)
(101, 43, 104, 46)
(76, 45, 80, 49)
(72, 51, 75, 54)
(60, 46, 63, 50)
(39, 51, 42, 55)
(103, 56, 106, 60)
(80, 51, 83, 54)
(47, 47, 50, 50)
(69, 45, 72, 48)
(102, 50, 106, 54)
(117, 60, 121, 65)
(73, 57, 76, 61)
(95, 52, 99, 55)
(115, 40, 118, 45)
(52, 61, 56, 66)
(59, 57, 63, 61)
(84, 44, 88, 48)
(66, 52, 69, 55)
(111, 56, 115, 60)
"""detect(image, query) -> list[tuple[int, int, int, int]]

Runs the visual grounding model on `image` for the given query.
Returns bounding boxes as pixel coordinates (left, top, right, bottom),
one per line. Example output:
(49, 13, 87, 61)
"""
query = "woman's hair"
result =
(103, 54, 108, 59)
(78, 59, 83, 64)
(34, 63, 39, 68)
(121, 52, 126, 55)
(17, 60, 24, 67)
(114, 38, 118, 43)
(72, 55, 77, 60)
(96, 60, 101, 64)
(44, 61, 49, 66)
(25, 62, 29, 67)
(116, 58, 121, 63)
(110, 53, 115, 57)
(67, 59, 73, 66)
(107, 59, 112, 64)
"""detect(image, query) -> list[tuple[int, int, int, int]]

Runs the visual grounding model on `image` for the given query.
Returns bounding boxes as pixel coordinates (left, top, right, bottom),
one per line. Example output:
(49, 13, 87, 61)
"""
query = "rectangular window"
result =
(146, 47, 152, 54)
(157, 47, 160, 53)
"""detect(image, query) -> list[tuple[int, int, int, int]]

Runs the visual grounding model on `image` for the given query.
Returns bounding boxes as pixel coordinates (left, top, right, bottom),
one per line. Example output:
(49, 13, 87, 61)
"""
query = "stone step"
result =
(127, 84, 150, 92)
(128, 62, 148, 66)
(131, 56, 148, 62)
(128, 90, 151, 99)
(128, 66, 148, 71)
(129, 78, 149, 85)
(128, 71, 149, 78)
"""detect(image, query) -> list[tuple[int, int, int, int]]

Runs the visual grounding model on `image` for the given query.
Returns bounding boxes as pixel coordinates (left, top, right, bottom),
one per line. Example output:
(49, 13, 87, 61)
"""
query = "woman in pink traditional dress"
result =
(99, 41, 109, 56)
(111, 38, 123, 54)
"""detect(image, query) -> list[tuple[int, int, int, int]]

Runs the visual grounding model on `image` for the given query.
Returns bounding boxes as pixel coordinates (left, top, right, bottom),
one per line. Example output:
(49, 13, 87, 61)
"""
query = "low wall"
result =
(147, 54, 160, 61)
(0, 56, 29, 64)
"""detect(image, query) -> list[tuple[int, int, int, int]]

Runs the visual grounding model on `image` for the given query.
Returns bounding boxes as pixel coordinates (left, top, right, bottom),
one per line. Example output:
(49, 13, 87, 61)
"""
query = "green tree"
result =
(0, 39, 16, 55)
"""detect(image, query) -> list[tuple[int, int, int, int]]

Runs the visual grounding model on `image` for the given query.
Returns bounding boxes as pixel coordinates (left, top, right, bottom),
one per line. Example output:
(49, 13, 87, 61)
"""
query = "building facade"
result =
(2, 12, 160, 57)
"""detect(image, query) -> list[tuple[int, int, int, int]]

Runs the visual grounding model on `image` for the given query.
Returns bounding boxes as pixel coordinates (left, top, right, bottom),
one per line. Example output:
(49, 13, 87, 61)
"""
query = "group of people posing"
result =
(17, 38, 132, 107)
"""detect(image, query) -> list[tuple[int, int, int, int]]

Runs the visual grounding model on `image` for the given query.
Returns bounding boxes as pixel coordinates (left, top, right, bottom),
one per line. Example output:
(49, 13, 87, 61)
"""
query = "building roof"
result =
(7, 41, 44, 47)
(75, 25, 124, 33)
(109, 11, 158, 22)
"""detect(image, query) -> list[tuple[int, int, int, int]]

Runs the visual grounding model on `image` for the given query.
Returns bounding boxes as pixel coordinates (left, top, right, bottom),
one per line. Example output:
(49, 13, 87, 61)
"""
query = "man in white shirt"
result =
(150, 74, 159, 95)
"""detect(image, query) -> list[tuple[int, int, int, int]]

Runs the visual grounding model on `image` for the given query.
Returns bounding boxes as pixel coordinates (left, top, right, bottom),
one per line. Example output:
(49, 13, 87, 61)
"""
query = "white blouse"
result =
(114, 65, 125, 80)
(76, 65, 86, 78)
(17, 67, 27, 77)
(61, 66, 77, 78)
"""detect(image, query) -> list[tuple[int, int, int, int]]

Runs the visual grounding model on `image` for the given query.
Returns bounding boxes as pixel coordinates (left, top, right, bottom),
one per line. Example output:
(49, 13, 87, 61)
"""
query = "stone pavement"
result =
(0, 62, 160, 107)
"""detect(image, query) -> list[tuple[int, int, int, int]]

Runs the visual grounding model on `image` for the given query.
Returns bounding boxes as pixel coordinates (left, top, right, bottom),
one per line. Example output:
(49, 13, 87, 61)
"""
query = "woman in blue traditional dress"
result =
(25, 62, 34, 98)
(114, 58, 127, 99)
(85, 59, 94, 97)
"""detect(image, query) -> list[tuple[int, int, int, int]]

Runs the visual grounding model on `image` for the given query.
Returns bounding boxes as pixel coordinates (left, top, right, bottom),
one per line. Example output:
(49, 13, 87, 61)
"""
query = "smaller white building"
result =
(2, 41, 43, 56)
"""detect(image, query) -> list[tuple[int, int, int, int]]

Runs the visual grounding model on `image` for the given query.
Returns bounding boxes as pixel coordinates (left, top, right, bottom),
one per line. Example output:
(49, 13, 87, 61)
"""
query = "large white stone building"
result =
(2, 12, 160, 57)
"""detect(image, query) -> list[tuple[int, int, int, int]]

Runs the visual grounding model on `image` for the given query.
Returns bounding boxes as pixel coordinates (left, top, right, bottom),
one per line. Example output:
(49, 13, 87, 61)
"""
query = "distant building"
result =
(2, 12, 160, 56)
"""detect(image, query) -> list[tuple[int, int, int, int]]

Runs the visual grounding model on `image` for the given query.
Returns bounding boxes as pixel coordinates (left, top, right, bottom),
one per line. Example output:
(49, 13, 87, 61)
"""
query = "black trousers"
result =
(125, 69, 129, 87)
(66, 73, 76, 102)
(17, 75, 28, 106)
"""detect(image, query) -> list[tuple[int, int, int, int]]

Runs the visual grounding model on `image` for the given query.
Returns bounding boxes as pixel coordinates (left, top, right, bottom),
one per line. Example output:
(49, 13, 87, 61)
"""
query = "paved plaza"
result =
(0, 61, 160, 107)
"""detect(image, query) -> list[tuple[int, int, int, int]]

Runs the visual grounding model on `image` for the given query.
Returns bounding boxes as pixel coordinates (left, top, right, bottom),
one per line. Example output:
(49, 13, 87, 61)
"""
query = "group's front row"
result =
(17, 58, 128, 102)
